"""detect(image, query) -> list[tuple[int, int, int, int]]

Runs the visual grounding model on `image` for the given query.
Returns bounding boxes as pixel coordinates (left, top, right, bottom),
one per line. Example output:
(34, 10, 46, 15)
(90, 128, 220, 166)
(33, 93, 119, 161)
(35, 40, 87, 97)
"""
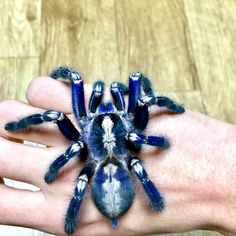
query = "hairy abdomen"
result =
(92, 160, 135, 220)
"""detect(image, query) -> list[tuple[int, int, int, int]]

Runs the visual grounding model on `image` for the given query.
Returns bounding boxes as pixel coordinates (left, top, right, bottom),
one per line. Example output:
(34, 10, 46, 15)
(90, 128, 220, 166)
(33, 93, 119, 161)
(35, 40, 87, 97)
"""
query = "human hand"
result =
(0, 77, 236, 236)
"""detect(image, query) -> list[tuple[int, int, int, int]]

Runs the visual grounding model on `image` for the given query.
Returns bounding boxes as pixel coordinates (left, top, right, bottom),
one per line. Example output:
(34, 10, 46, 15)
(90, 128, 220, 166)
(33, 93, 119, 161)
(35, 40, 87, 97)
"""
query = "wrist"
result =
(176, 113, 236, 235)
(203, 123, 236, 235)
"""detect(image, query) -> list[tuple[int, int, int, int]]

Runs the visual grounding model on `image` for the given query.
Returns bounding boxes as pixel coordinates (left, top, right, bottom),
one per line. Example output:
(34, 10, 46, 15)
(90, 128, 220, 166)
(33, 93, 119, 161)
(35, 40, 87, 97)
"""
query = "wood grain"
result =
(0, 58, 39, 101)
(0, 0, 41, 58)
(40, 0, 119, 82)
(115, 0, 195, 91)
(184, 0, 236, 123)
(0, 0, 235, 235)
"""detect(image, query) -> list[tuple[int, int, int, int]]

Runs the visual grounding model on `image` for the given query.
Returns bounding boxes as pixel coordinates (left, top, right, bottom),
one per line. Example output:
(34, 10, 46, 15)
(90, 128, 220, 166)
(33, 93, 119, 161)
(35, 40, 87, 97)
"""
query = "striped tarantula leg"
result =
(128, 72, 141, 113)
(130, 73, 154, 130)
(110, 82, 128, 111)
(155, 96, 185, 113)
(50, 66, 87, 119)
(64, 162, 95, 235)
(129, 157, 164, 212)
(5, 110, 80, 142)
(127, 132, 170, 149)
(5, 114, 44, 131)
(44, 141, 85, 183)
(89, 80, 105, 113)
(43, 111, 81, 141)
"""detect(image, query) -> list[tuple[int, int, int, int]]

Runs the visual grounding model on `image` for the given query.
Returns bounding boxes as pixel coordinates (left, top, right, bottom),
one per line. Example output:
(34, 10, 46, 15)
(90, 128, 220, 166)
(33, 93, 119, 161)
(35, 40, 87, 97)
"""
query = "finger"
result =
(0, 137, 53, 186)
(0, 100, 70, 146)
(0, 184, 45, 229)
(0, 137, 83, 189)
(26, 77, 90, 113)
(26, 77, 112, 112)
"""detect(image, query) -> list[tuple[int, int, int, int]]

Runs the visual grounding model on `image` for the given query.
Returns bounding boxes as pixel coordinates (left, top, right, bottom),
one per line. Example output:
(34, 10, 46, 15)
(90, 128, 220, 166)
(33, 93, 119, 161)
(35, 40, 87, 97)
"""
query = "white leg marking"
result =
(131, 159, 143, 175)
(77, 174, 88, 193)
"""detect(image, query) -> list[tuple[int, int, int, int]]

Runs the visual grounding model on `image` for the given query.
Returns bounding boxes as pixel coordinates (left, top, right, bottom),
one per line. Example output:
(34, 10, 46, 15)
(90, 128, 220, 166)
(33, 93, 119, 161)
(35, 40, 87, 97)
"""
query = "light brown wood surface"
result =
(0, 0, 235, 235)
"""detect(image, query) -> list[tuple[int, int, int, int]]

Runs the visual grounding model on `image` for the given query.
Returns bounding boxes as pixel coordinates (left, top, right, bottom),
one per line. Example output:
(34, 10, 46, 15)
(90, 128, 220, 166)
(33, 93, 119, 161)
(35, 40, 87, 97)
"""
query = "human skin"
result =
(0, 77, 236, 236)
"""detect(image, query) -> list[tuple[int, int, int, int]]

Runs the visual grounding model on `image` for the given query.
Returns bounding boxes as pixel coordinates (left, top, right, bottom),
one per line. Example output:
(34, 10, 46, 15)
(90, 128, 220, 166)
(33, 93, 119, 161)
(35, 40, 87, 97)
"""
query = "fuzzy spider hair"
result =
(5, 66, 185, 234)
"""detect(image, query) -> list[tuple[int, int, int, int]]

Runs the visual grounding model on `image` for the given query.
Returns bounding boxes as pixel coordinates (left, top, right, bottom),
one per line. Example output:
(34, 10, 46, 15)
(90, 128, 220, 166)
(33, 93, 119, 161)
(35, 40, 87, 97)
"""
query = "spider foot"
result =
(64, 193, 83, 234)
(64, 207, 78, 235)
(156, 96, 185, 114)
(44, 168, 58, 184)
(50, 66, 81, 81)
(144, 179, 164, 212)
(5, 114, 43, 131)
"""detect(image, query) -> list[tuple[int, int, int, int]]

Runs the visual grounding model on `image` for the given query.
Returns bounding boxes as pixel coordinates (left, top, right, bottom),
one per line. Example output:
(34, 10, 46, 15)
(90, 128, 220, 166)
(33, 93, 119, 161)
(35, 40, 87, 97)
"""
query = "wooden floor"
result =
(0, 0, 236, 235)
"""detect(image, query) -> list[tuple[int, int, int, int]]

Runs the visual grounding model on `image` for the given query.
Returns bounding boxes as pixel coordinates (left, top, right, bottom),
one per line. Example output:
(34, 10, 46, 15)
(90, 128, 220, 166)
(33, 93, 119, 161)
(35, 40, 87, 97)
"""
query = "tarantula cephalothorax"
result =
(5, 66, 185, 234)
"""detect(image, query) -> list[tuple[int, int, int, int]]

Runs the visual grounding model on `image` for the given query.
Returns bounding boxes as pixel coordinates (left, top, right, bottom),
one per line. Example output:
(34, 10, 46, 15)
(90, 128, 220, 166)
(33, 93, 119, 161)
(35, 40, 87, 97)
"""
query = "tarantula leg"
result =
(110, 82, 128, 111)
(140, 74, 154, 97)
(89, 80, 105, 113)
(5, 114, 44, 130)
(128, 72, 141, 113)
(64, 162, 95, 235)
(128, 72, 154, 130)
(127, 132, 170, 149)
(132, 74, 153, 130)
(50, 66, 87, 119)
(139, 95, 185, 114)
(129, 157, 164, 212)
(155, 96, 185, 113)
(44, 141, 85, 183)
(133, 102, 149, 130)
(5, 110, 80, 142)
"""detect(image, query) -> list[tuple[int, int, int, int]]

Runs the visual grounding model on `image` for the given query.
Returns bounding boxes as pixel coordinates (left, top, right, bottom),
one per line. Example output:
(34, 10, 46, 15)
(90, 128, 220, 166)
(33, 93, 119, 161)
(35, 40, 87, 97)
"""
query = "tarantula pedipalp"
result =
(5, 66, 185, 234)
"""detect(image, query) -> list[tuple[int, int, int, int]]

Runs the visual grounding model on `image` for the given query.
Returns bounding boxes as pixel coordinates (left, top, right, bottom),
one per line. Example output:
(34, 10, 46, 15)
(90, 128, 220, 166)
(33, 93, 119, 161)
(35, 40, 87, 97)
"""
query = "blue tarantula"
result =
(5, 66, 185, 234)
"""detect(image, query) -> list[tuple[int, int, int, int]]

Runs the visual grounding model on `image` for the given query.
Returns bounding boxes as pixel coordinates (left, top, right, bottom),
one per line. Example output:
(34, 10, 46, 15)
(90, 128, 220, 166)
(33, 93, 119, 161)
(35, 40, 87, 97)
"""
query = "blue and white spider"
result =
(5, 66, 185, 235)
